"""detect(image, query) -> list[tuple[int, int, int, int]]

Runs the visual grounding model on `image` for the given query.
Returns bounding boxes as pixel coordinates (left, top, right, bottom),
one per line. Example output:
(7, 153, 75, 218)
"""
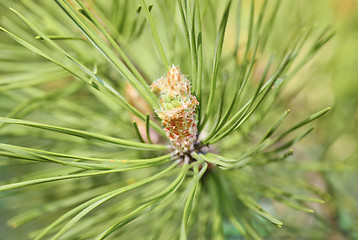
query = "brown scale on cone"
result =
(151, 65, 199, 153)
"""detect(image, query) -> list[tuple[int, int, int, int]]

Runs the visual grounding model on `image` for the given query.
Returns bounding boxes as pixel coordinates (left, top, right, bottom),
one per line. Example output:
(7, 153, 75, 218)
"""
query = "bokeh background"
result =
(0, 0, 357, 239)
(266, 0, 358, 239)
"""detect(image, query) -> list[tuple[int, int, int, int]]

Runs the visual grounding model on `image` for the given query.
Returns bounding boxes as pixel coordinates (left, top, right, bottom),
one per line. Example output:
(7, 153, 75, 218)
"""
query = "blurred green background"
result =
(224, 0, 358, 238)
(278, 0, 358, 239)
(0, 0, 357, 239)
(263, 0, 358, 238)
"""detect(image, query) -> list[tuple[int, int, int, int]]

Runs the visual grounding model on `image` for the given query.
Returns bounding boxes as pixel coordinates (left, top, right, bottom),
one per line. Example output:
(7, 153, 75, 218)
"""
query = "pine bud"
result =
(151, 65, 199, 153)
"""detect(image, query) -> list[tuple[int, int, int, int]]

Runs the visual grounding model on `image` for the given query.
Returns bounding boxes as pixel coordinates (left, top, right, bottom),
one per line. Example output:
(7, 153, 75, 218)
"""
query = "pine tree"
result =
(0, 0, 333, 239)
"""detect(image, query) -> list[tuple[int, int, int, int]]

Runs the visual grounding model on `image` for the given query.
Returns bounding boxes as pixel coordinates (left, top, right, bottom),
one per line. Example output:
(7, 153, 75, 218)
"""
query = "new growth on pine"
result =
(151, 65, 199, 154)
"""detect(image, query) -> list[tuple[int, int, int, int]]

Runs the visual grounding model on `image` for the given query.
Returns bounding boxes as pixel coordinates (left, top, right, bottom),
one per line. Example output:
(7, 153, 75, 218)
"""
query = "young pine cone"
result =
(151, 66, 199, 153)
